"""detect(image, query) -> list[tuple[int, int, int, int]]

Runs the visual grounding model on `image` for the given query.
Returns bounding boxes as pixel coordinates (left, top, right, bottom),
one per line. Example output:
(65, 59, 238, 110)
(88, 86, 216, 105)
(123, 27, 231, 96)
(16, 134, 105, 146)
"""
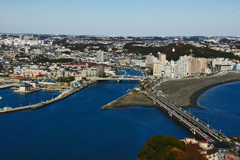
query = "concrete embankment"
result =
(0, 83, 19, 89)
(0, 85, 89, 114)
(101, 92, 158, 110)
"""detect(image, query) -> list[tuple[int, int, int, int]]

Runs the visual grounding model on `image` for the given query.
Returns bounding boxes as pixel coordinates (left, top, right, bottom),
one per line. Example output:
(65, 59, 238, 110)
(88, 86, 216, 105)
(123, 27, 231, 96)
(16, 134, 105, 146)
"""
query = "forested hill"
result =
(124, 43, 239, 61)
(137, 135, 206, 160)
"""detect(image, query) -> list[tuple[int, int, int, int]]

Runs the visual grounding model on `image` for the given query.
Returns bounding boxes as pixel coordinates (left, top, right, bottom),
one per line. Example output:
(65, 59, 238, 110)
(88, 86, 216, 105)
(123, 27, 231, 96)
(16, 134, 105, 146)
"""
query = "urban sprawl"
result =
(0, 34, 240, 81)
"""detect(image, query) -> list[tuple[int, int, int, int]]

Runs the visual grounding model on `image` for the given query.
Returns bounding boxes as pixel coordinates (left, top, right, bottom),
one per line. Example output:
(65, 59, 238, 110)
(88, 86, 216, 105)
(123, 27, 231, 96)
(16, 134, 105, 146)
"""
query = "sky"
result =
(0, 0, 240, 36)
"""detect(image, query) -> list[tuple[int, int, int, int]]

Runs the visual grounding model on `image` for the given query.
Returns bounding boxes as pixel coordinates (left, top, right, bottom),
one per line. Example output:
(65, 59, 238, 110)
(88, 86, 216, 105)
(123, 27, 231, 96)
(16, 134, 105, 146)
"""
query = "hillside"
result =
(137, 135, 206, 160)
(124, 43, 239, 61)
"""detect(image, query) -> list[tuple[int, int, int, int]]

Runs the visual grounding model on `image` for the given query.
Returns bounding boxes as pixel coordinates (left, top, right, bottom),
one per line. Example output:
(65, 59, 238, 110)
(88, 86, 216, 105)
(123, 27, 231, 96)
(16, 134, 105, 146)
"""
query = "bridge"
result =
(94, 75, 145, 82)
(143, 90, 227, 142)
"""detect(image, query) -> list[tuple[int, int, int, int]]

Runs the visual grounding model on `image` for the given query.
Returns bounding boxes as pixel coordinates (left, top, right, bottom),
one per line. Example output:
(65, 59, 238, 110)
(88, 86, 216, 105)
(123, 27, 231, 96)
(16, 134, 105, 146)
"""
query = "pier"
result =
(142, 90, 227, 142)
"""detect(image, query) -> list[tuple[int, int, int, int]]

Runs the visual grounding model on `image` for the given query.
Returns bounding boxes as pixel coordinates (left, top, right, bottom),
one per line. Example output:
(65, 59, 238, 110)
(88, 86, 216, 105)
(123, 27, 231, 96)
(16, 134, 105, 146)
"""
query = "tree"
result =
(62, 51, 71, 54)
(138, 135, 207, 160)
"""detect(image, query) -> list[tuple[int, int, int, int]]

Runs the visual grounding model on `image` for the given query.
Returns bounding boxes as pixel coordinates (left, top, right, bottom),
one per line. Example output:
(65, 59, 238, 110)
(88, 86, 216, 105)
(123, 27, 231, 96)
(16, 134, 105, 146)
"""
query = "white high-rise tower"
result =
(97, 51, 104, 62)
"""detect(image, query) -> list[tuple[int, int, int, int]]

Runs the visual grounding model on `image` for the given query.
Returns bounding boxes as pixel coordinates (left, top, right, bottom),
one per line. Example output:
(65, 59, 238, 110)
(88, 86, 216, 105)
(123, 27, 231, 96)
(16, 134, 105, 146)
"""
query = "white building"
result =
(171, 60, 178, 78)
(164, 65, 172, 78)
(158, 52, 166, 65)
(153, 63, 162, 77)
(146, 53, 155, 64)
(177, 56, 189, 77)
(97, 51, 104, 62)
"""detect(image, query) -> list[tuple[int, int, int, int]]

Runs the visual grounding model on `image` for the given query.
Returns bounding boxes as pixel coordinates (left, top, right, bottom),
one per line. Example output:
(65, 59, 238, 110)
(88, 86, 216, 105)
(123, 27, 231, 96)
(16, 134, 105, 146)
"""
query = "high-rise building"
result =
(164, 65, 172, 78)
(158, 52, 166, 65)
(97, 51, 104, 62)
(188, 56, 200, 76)
(171, 60, 178, 78)
(177, 55, 189, 77)
(153, 62, 162, 77)
(177, 55, 200, 77)
(197, 58, 207, 73)
(146, 53, 154, 64)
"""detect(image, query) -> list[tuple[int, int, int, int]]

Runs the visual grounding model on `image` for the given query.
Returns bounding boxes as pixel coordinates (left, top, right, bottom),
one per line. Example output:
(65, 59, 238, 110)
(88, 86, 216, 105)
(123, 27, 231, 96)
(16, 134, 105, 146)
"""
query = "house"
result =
(18, 84, 32, 91)
(184, 137, 219, 160)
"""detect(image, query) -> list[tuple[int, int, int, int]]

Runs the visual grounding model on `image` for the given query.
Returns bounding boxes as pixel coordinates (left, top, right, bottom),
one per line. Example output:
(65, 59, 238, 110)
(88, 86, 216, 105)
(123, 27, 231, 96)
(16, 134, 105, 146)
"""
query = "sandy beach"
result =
(155, 72, 240, 108)
(101, 72, 240, 110)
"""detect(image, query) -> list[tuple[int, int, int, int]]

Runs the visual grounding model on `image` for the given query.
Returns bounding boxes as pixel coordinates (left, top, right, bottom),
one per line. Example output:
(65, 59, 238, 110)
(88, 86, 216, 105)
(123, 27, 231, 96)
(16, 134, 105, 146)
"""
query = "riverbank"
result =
(155, 73, 240, 109)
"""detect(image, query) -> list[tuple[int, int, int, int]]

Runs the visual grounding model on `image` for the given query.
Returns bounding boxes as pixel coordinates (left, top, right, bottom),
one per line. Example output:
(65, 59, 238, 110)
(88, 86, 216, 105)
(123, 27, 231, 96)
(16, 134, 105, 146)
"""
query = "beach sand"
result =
(101, 72, 240, 110)
(155, 72, 240, 108)
(101, 92, 158, 110)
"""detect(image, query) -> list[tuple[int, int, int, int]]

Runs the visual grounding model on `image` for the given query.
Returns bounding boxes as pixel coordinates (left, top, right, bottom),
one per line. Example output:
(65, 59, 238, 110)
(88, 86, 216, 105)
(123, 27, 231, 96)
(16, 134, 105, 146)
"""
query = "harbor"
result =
(0, 85, 89, 113)
(0, 81, 92, 113)
(0, 68, 240, 159)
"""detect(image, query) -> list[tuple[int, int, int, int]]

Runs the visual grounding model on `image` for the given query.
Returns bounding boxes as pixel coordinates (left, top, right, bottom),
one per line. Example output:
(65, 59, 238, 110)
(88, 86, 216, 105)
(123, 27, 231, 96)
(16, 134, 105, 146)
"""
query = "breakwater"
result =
(0, 85, 88, 114)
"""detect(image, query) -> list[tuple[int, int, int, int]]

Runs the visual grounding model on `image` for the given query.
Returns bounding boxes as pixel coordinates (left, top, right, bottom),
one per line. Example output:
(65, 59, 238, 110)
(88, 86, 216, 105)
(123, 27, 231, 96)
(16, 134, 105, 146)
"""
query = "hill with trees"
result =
(137, 135, 206, 160)
(124, 43, 239, 61)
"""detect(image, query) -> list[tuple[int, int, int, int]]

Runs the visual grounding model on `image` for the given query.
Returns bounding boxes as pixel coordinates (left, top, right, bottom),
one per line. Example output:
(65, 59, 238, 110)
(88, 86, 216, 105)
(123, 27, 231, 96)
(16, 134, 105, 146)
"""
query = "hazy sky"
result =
(1, 0, 239, 36)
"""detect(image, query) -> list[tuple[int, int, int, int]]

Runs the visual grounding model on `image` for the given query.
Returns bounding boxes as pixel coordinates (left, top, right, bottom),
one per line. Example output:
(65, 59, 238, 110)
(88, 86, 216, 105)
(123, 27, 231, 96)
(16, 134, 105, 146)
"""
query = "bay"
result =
(0, 69, 192, 160)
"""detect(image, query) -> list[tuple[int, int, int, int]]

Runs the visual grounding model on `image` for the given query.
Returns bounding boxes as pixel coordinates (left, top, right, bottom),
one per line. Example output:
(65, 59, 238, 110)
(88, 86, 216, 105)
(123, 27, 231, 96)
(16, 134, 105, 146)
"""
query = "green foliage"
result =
(15, 53, 30, 58)
(101, 72, 108, 78)
(36, 55, 74, 63)
(62, 51, 71, 54)
(124, 43, 239, 61)
(138, 135, 187, 160)
(69, 44, 87, 52)
(228, 136, 240, 143)
(58, 76, 75, 82)
(138, 135, 207, 160)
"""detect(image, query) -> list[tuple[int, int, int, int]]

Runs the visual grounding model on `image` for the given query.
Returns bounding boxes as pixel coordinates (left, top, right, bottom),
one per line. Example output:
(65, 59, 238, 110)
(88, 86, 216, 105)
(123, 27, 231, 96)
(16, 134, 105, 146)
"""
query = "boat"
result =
(0, 96, 2, 100)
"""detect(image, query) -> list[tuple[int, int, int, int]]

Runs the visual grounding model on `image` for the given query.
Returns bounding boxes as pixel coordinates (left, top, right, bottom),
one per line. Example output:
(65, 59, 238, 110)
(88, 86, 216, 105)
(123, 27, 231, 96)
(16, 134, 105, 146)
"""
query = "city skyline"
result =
(1, 0, 240, 36)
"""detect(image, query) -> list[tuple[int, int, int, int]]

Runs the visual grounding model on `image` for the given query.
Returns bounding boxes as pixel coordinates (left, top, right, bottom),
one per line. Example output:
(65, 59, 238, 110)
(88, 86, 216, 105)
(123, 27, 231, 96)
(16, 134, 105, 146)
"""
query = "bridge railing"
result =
(143, 91, 214, 142)
(148, 91, 225, 141)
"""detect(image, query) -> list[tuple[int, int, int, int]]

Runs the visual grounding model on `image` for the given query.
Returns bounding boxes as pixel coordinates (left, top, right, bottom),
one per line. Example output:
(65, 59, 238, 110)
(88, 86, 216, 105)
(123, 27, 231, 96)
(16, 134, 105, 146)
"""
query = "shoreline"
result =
(101, 92, 158, 110)
(156, 73, 240, 109)
(101, 74, 240, 111)
(185, 79, 240, 109)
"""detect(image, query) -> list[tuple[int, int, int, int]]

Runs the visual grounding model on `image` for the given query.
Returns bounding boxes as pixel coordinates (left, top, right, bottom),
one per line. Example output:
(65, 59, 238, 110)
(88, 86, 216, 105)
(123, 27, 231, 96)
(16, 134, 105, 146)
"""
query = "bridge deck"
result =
(143, 91, 226, 142)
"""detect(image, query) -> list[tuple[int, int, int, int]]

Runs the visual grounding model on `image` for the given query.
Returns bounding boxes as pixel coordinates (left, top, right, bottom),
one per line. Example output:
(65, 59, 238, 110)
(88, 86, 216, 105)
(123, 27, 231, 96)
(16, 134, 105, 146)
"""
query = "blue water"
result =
(0, 69, 192, 160)
(191, 81, 240, 137)
(0, 89, 59, 108)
